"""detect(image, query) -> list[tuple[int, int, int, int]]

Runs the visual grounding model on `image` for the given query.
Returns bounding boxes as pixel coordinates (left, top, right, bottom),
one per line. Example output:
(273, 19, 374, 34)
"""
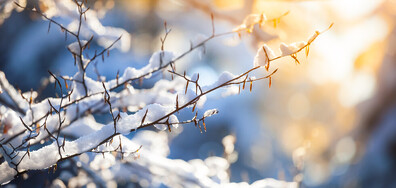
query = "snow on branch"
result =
(0, 1, 329, 186)
(253, 23, 333, 71)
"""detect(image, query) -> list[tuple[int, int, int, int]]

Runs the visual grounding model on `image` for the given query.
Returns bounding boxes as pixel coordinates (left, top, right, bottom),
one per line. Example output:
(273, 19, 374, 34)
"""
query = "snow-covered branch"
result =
(0, 0, 329, 186)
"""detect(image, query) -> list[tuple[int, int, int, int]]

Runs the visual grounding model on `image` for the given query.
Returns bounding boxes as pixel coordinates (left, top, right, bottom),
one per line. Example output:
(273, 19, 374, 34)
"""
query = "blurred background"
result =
(1, 0, 395, 187)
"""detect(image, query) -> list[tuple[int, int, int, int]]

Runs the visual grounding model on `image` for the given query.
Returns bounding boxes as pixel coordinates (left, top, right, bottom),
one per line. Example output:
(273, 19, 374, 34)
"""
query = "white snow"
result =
(67, 40, 88, 55)
(0, 71, 29, 112)
(0, 162, 15, 185)
(90, 153, 116, 171)
(253, 44, 275, 67)
(62, 115, 103, 137)
(233, 13, 266, 32)
(0, 110, 20, 135)
(107, 51, 174, 88)
(243, 14, 262, 28)
(148, 51, 174, 70)
(203, 109, 218, 117)
(203, 71, 235, 92)
(279, 41, 307, 56)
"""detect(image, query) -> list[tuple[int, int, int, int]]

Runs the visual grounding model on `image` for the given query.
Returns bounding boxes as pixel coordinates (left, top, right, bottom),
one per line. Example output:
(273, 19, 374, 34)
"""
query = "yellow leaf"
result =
(305, 45, 310, 57)
(36, 123, 40, 133)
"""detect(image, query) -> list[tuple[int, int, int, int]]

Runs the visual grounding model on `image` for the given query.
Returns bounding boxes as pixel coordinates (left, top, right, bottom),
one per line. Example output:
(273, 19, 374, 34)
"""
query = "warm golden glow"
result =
(213, 0, 244, 10)
(248, 0, 390, 185)
(99, 0, 392, 185)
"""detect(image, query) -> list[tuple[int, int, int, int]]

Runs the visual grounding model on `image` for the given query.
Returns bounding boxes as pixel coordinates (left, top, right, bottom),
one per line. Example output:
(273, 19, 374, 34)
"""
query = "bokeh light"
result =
(1, 0, 396, 187)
